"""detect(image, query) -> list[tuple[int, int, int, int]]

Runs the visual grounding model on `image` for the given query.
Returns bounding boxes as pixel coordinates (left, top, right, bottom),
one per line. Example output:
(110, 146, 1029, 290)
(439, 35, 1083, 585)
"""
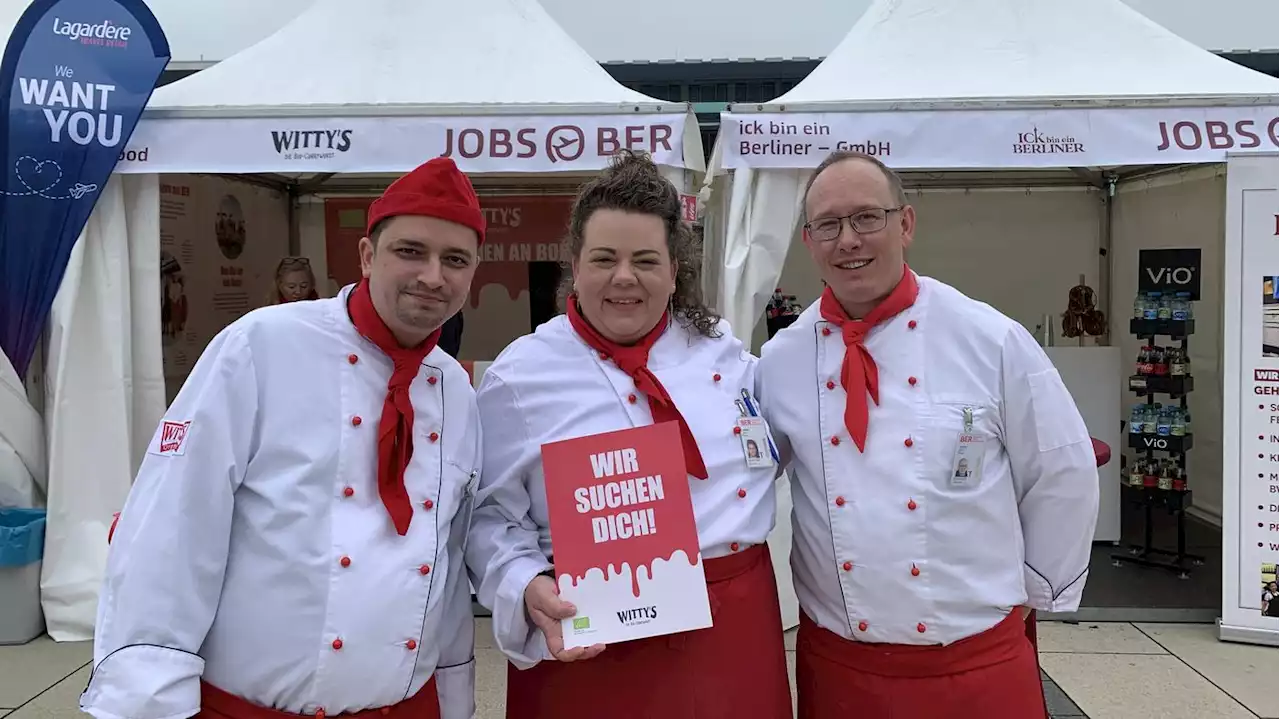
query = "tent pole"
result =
(1099, 175, 1117, 347)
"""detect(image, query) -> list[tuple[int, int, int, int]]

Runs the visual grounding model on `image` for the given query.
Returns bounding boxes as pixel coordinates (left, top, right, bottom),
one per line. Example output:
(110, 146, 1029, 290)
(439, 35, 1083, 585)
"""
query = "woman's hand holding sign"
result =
(525, 574, 607, 662)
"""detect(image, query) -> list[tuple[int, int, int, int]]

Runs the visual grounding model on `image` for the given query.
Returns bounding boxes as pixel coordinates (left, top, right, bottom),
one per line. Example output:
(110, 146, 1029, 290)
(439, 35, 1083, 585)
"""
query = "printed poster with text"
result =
(540, 422, 712, 648)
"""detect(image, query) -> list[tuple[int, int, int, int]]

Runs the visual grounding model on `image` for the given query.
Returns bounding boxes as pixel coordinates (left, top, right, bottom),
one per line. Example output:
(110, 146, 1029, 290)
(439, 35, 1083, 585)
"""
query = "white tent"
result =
(707, 0, 1276, 340)
(37, 0, 705, 641)
(701, 0, 1278, 629)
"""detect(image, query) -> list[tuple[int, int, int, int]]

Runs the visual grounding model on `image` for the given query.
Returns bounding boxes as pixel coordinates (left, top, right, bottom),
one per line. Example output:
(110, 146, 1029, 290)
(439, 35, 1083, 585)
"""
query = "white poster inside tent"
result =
(115, 113, 693, 175)
(158, 174, 289, 398)
(717, 105, 1278, 170)
(1220, 152, 1280, 646)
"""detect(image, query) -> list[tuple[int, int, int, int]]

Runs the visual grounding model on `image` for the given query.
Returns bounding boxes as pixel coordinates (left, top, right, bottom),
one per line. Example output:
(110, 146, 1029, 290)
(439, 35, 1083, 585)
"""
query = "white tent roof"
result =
(145, 0, 682, 117)
(757, 0, 1278, 111)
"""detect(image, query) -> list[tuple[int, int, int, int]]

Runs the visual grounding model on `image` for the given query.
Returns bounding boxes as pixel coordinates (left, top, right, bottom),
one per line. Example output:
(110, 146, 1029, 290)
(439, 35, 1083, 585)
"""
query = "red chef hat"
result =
(366, 157, 486, 243)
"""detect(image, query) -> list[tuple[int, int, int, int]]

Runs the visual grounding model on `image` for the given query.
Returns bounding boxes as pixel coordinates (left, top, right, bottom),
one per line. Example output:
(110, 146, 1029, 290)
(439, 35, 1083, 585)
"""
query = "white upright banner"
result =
(1220, 152, 1280, 647)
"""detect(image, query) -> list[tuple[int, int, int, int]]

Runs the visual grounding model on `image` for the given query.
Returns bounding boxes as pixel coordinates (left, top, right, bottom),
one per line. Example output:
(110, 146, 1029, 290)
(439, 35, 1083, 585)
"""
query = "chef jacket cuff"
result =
(80, 645, 205, 719)
(1024, 565, 1088, 614)
(495, 556, 555, 669)
(435, 658, 476, 719)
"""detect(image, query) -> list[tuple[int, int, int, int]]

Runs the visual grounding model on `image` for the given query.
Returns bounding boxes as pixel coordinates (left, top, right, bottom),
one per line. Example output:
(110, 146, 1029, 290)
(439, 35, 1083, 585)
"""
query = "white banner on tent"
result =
(719, 105, 1279, 170)
(1220, 151, 1280, 647)
(112, 113, 693, 175)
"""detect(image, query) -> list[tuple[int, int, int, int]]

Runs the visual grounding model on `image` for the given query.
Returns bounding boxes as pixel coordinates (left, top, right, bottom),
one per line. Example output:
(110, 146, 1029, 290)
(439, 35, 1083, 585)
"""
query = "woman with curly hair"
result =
(466, 150, 792, 719)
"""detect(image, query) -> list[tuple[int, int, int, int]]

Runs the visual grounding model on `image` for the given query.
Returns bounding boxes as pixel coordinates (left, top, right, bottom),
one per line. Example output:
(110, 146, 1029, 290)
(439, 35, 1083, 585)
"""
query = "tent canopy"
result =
(116, 0, 705, 176)
(145, 0, 680, 116)
(757, 0, 1278, 111)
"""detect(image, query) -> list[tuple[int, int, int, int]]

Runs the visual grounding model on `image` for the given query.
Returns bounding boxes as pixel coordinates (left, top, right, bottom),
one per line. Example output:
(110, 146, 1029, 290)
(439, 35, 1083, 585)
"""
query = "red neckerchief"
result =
(348, 280, 442, 535)
(819, 265, 919, 452)
(566, 297, 709, 480)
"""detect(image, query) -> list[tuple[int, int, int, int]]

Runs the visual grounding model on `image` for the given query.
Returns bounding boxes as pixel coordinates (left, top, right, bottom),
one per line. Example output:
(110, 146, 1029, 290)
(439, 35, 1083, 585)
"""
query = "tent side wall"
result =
(41, 173, 166, 641)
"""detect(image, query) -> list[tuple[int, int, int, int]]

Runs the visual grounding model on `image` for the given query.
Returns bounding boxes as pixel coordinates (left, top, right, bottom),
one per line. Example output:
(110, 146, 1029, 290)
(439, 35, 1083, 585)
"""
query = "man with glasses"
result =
(755, 151, 1098, 719)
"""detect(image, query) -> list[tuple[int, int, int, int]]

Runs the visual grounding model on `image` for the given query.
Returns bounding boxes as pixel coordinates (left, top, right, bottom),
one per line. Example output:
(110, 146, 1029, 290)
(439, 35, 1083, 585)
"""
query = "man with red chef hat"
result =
(82, 158, 487, 719)
(756, 150, 1099, 719)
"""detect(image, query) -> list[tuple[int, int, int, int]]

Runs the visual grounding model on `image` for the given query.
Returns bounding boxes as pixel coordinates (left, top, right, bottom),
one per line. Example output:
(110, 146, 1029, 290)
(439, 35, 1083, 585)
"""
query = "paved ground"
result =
(0, 621, 1274, 719)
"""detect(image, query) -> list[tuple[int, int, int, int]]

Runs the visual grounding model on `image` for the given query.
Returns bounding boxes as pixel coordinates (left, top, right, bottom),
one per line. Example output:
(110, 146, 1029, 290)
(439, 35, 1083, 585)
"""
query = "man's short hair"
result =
(802, 151, 908, 220)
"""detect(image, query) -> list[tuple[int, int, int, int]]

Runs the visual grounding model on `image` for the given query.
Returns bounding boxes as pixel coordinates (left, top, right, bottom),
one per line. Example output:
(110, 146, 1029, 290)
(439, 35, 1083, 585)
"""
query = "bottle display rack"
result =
(1112, 291, 1204, 579)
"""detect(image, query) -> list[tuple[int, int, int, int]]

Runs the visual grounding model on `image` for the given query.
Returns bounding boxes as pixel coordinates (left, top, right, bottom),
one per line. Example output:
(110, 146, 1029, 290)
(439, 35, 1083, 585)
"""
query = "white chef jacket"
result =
(465, 314, 777, 668)
(757, 275, 1098, 647)
(81, 286, 481, 719)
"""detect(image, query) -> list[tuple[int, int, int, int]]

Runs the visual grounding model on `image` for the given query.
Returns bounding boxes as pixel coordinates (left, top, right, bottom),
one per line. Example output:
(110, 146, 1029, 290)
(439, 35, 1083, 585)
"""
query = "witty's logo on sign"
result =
(270, 129, 354, 160)
(52, 18, 131, 48)
(572, 617, 591, 631)
(616, 606, 659, 626)
(158, 420, 191, 455)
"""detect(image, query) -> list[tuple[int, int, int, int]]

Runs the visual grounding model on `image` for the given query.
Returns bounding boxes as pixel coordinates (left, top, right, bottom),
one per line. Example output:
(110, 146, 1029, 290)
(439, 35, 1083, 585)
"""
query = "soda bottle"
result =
(1170, 348, 1186, 377)
(1172, 467, 1187, 492)
(1129, 459, 1145, 487)
(1158, 462, 1173, 491)
(1154, 347, 1170, 376)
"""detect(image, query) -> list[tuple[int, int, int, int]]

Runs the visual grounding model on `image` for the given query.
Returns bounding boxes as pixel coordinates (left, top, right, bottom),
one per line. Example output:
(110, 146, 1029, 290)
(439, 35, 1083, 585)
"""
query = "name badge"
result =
(950, 407, 985, 487)
(736, 417, 774, 469)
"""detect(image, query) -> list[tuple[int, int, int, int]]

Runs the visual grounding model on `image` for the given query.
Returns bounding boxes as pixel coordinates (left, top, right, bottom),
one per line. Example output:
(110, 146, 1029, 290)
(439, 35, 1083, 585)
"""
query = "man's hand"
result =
(524, 575, 606, 662)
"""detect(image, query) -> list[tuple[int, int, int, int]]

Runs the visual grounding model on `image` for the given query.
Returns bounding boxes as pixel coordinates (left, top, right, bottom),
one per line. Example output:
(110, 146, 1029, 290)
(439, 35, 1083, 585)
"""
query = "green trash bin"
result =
(0, 508, 47, 644)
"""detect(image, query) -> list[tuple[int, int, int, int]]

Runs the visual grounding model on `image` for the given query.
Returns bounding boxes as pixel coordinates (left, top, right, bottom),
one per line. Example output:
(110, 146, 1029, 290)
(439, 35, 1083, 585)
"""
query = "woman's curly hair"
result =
(556, 149, 721, 339)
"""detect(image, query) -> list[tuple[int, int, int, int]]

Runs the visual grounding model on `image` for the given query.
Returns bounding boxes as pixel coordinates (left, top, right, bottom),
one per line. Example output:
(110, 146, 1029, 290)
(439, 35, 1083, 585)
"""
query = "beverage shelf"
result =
(1129, 374, 1194, 397)
(1128, 432, 1194, 453)
(1130, 318, 1195, 338)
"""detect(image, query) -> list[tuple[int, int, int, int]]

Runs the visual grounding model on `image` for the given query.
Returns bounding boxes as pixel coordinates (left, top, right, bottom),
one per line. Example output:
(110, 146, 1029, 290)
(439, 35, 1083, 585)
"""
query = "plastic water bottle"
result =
(1143, 293, 1159, 320)
(1171, 409, 1186, 437)
(1129, 405, 1145, 434)
(1143, 405, 1159, 435)
(1157, 294, 1173, 320)
(1171, 293, 1189, 321)
(1134, 292, 1146, 319)
(1156, 408, 1172, 436)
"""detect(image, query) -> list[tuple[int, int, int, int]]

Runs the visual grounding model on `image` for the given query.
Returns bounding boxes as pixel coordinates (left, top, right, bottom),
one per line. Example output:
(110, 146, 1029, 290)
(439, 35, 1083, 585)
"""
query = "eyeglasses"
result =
(278, 256, 311, 269)
(805, 206, 903, 242)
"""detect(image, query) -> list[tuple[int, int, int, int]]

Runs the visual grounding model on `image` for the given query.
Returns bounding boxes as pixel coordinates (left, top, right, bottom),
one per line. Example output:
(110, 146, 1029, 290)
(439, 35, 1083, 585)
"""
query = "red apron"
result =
(796, 609, 1046, 719)
(506, 543, 792, 719)
(196, 677, 439, 719)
